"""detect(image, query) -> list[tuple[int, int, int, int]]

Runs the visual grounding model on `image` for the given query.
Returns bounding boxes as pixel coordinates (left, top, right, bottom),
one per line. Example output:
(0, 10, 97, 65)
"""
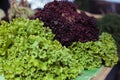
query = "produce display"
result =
(0, 1, 119, 80)
(0, 18, 118, 80)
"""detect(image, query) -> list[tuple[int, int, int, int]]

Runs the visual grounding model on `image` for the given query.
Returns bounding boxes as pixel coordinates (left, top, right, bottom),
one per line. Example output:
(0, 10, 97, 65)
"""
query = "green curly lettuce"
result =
(69, 32, 118, 70)
(0, 18, 83, 80)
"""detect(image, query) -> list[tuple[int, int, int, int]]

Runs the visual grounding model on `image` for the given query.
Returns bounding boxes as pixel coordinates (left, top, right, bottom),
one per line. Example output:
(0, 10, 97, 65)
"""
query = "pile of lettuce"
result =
(31, 1, 99, 47)
(0, 18, 118, 80)
(69, 33, 118, 70)
(0, 18, 83, 80)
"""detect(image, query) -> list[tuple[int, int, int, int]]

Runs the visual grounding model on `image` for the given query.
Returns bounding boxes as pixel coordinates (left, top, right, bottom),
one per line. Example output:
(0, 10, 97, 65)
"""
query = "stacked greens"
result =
(0, 18, 118, 80)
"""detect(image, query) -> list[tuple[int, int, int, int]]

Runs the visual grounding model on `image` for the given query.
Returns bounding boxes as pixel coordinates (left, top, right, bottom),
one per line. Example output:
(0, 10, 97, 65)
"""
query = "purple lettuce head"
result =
(31, 1, 99, 47)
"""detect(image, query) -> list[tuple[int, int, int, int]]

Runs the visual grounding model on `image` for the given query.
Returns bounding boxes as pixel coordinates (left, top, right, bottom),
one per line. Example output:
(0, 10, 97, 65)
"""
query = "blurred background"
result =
(74, 0, 120, 14)
(0, 0, 120, 16)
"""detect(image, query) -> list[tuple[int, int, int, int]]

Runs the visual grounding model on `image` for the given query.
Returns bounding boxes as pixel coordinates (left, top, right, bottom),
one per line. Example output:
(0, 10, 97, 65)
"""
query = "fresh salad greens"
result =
(0, 18, 118, 80)
(0, 18, 83, 80)
(69, 32, 118, 70)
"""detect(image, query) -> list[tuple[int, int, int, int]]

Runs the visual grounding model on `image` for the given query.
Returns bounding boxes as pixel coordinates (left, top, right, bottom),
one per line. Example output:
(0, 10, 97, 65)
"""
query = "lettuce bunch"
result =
(0, 18, 83, 80)
(31, 1, 99, 47)
(69, 33, 118, 70)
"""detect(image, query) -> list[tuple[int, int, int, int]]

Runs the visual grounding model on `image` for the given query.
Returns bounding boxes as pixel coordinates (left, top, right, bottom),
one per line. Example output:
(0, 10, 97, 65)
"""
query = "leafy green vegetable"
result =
(69, 32, 118, 70)
(97, 14, 120, 57)
(0, 18, 83, 80)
